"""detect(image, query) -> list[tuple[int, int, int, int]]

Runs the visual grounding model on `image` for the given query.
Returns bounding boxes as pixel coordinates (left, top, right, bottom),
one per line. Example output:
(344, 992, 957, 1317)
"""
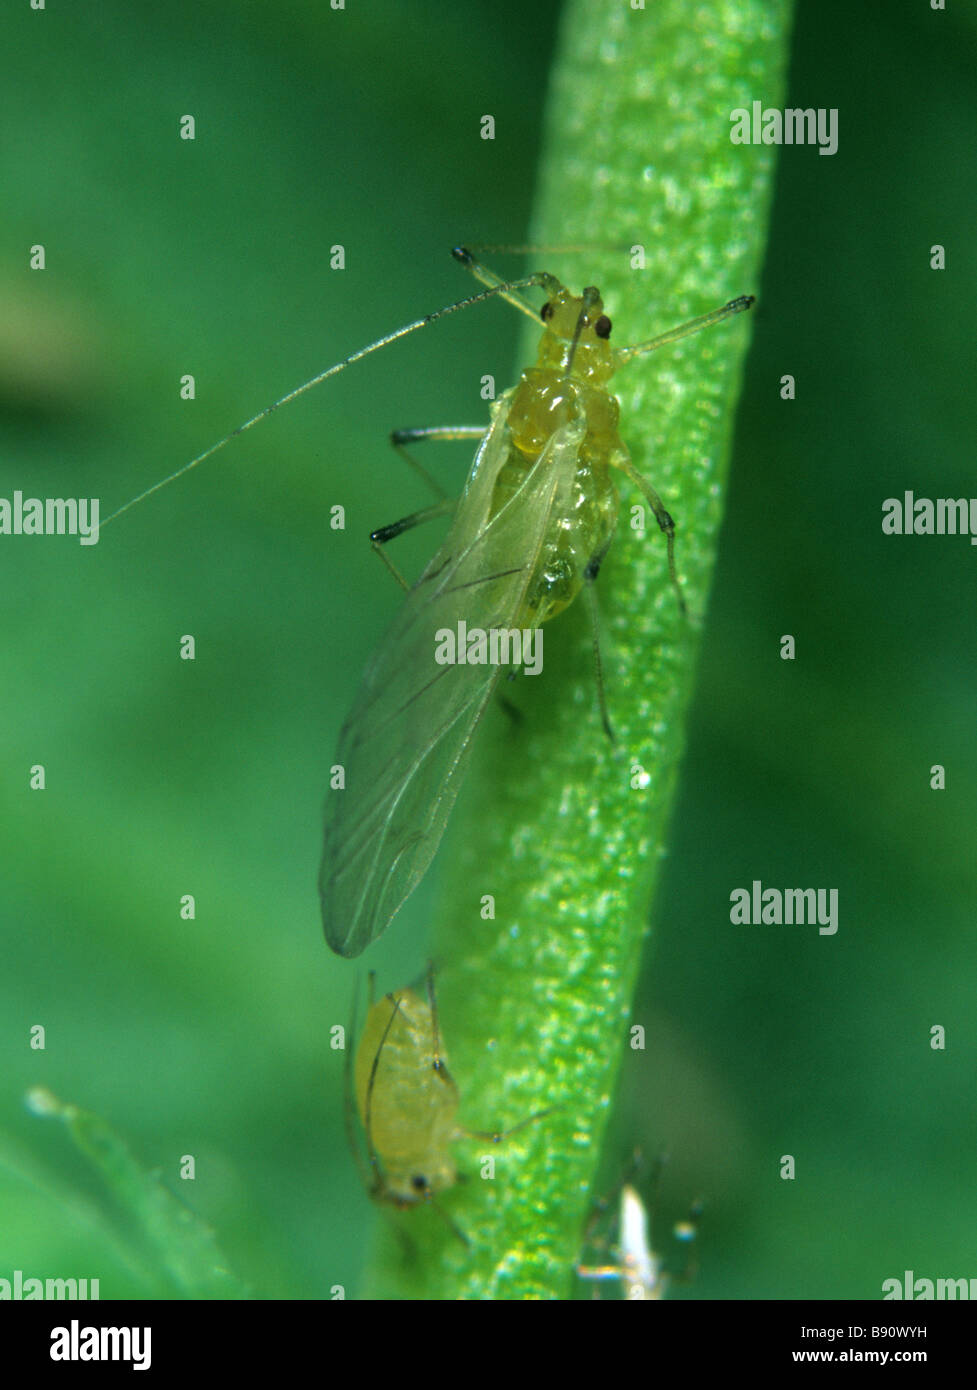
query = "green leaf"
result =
(27, 1088, 248, 1299)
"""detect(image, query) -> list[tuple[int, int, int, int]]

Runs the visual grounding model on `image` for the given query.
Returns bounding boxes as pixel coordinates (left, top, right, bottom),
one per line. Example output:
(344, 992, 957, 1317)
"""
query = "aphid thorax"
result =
(492, 281, 622, 629)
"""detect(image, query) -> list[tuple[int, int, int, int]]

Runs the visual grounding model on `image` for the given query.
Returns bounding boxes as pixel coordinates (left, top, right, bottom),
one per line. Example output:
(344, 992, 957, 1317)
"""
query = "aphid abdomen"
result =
(521, 463, 618, 624)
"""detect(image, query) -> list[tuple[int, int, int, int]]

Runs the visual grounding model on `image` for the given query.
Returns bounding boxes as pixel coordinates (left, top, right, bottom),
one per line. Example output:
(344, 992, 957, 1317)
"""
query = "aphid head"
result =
(375, 1151, 458, 1206)
(537, 285, 616, 385)
(373, 1169, 433, 1208)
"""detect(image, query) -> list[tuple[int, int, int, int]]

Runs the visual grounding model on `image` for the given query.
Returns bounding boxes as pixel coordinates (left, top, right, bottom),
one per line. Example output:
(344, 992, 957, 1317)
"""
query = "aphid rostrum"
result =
(103, 248, 754, 959)
(346, 964, 547, 1232)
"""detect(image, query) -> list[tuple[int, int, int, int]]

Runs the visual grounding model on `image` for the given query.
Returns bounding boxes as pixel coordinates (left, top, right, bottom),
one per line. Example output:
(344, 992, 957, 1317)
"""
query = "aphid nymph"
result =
(352, 971, 460, 1207)
(347, 964, 547, 1231)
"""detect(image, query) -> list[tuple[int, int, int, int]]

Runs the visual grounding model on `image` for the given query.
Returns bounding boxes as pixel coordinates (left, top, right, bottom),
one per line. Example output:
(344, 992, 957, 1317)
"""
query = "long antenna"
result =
(102, 270, 550, 528)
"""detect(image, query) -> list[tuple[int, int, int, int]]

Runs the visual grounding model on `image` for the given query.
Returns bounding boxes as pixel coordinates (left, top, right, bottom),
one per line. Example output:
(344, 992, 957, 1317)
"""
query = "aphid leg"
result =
(370, 498, 456, 590)
(615, 456, 688, 618)
(460, 1104, 556, 1145)
(418, 1198, 468, 1248)
(431, 960, 556, 1154)
(577, 1182, 616, 1291)
(369, 426, 486, 589)
(582, 542, 616, 743)
(390, 424, 487, 501)
(422, 961, 460, 1099)
(606, 293, 755, 619)
(577, 1158, 631, 1295)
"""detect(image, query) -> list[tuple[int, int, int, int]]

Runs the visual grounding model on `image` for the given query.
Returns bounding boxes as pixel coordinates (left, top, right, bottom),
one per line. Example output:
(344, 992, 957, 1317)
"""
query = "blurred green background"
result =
(1, 0, 974, 1299)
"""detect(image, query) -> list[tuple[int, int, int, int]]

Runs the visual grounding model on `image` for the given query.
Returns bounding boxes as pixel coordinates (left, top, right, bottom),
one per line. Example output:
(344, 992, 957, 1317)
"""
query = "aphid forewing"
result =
(320, 410, 586, 956)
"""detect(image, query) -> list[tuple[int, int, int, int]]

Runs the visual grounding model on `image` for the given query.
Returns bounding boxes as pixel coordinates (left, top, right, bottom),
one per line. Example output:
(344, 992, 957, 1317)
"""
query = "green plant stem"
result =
(370, 0, 791, 1299)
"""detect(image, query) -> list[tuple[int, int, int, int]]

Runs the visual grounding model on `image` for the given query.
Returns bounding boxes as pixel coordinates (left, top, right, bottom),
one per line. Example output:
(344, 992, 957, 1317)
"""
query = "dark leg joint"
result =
(372, 518, 411, 544)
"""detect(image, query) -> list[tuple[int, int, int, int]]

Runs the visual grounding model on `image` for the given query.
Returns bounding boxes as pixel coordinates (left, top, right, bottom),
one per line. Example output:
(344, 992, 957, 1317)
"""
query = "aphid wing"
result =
(444, 395, 512, 530)
(320, 416, 585, 957)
